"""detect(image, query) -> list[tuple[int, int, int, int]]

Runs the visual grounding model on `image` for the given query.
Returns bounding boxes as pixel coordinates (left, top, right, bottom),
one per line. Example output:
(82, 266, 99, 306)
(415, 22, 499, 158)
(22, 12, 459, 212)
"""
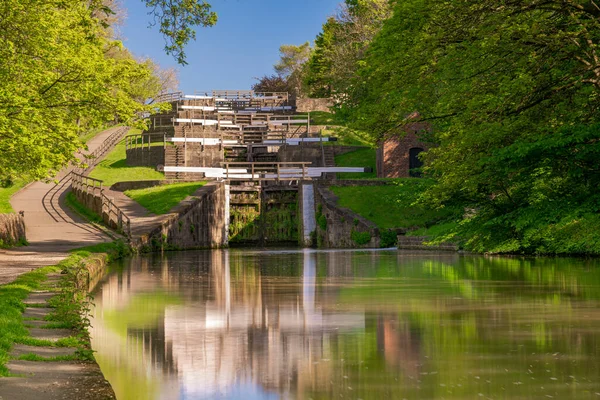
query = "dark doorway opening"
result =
(409, 148, 424, 177)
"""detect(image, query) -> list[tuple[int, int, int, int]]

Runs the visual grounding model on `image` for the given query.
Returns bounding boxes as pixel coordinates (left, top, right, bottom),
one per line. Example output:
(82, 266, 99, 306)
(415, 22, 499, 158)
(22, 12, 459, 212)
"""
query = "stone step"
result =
(23, 292, 56, 304)
(23, 308, 53, 320)
(11, 344, 78, 358)
(28, 328, 73, 342)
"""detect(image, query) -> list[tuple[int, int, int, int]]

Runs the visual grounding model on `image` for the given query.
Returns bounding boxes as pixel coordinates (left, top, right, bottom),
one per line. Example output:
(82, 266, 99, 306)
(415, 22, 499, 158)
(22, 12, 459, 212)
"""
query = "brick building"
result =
(376, 116, 431, 178)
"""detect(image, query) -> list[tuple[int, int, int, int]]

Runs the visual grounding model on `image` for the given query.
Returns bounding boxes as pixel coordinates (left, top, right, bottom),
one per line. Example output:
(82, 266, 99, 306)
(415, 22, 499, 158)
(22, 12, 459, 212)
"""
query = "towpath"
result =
(0, 128, 120, 284)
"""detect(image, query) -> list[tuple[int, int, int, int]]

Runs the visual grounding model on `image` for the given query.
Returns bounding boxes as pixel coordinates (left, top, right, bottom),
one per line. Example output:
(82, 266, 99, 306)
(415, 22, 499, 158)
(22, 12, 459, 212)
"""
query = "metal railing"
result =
(83, 126, 129, 172)
(71, 171, 132, 239)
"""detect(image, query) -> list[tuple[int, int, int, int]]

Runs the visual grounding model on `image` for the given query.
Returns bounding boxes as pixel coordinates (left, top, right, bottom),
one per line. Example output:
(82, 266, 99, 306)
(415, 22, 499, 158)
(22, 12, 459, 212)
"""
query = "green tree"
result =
(274, 42, 312, 96)
(304, 0, 391, 98)
(143, 0, 217, 65)
(345, 0, 600, 253)
(0, 0, 166, 182)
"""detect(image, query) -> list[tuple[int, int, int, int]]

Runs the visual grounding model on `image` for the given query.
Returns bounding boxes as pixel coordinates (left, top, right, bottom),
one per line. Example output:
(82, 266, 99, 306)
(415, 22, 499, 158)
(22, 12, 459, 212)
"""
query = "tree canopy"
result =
(0, 0, 176, 183)
(341, 0, 600, 253)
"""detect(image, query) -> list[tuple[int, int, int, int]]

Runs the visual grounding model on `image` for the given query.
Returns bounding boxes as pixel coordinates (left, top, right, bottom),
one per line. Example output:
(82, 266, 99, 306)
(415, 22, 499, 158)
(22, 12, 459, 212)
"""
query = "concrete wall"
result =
(126, 147, 165, 167)
(314, 186, 380, 248)
(296, 98, 333, 113)
(138, 183, 228, 251)
(0, 213, 26, 247)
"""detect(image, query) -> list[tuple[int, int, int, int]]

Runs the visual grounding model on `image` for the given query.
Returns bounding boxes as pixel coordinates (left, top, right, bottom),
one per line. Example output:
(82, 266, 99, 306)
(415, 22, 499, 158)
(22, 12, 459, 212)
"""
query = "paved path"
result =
(0, 128, 121, 284)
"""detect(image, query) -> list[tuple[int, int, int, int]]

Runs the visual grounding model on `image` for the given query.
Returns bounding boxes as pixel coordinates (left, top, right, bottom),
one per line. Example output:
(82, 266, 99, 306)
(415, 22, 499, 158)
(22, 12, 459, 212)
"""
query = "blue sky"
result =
(119, 0, 340, 93)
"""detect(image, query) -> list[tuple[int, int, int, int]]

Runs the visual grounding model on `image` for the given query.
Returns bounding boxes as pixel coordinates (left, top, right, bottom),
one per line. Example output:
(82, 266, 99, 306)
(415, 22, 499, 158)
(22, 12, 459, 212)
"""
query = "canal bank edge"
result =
(0, 241, 131, 400)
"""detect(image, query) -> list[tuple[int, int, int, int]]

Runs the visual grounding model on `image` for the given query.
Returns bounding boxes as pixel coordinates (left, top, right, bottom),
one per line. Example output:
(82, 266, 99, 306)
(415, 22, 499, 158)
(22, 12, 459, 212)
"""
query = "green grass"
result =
(0, 265, 62, 375)
(0, 238, 130, 375)
(323, 126, 373, 146)
(334, 148, 377, 179)
(310, 111, 338, 125)
(330, 179, 455, 229)
(79, 124, 121, 144)
(0, 179, 27, 213)
(124, 182, 207, 215)
(88, 128, 164, 186)
(65, 192, 102, 223)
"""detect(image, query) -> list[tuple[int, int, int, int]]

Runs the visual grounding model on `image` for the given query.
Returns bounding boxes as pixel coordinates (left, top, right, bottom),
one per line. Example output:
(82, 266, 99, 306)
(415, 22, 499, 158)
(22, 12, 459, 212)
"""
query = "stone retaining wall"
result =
(126, 146, 165, 167)
(138, 182, 227, 251)
(71, 187, 125, 233)
(397, 235, 458, 251)
(0, 213, 27, 247)
(296, 98, 333, 113)
(314, 186, 380, 248)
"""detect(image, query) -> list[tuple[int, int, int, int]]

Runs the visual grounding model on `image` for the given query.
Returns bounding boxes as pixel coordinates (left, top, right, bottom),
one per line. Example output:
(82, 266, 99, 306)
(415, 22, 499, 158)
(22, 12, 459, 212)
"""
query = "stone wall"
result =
(0, 213, 26, 247)
(277, 144, 324, 167)
(138, 182, 228, 251)
(314, 186, 380, 248)
(126, 146, 165, 167)
(397, 235, 458, 251)
(296, 97, 333, 113)
(71, 186, 127, 233)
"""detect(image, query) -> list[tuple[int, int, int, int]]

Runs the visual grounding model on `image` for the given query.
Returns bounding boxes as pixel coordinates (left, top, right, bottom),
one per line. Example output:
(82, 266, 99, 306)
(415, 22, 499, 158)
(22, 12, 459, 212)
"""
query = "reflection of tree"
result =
(92, 250, 600, 400)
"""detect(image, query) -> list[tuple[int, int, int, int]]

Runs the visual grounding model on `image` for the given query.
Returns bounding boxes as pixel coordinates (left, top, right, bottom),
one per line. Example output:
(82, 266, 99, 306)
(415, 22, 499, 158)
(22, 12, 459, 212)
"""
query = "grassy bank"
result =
(124, 182, 207, 215)
(330, 179, 456, 230)
(89, 128, 164, 186)
(0, 242, 130, 375)
(0, 179, 27, 214)
(334, 148, 377, 179)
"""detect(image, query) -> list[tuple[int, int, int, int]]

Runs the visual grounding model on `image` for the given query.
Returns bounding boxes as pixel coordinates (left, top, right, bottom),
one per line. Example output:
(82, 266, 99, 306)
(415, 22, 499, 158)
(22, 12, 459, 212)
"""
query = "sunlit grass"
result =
(330, 179, 454, 229)
(334, 148, 377, 179)
(88, 128, 164, 186)
(125, 182, 207, 215)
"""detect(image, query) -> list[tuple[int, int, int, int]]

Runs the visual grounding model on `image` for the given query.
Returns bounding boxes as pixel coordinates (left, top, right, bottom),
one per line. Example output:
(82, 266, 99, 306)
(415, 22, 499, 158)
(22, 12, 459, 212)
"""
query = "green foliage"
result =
(124, 182, 206, 215)
(316, 204, 328, 231)
(334, 148, 376, 179)
(71, 240, 132, 263)
(304, 0, 391, 98)
(0, 179, 26, 214)
(143, 0, 217, 65)
(317, 214, 328, 231)
(88, 134, 165, 186)
(338, 0, 600, 254)
(0, 266, 61, 375)
(0, 0, 170, 183)
(331, 180, 457, 229)
(273, 42, 312, 96)
(379, 229, 397, 248)
(350, 229, 371, 245)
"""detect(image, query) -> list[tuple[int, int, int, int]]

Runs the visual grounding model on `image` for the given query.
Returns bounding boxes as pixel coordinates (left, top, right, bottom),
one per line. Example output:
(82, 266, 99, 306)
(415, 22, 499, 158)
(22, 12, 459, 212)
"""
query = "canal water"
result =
(90, 249, 600, 399)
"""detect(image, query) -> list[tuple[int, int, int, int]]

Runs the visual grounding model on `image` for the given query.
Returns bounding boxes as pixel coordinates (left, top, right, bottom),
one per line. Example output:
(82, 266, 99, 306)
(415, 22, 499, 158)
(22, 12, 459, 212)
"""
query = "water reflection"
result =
(91, 250, 600, 399)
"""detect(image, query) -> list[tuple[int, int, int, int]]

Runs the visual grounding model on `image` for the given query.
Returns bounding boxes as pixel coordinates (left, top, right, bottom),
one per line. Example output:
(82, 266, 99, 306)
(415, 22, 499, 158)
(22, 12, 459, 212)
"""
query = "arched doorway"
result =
(409, 148, 424, 177)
